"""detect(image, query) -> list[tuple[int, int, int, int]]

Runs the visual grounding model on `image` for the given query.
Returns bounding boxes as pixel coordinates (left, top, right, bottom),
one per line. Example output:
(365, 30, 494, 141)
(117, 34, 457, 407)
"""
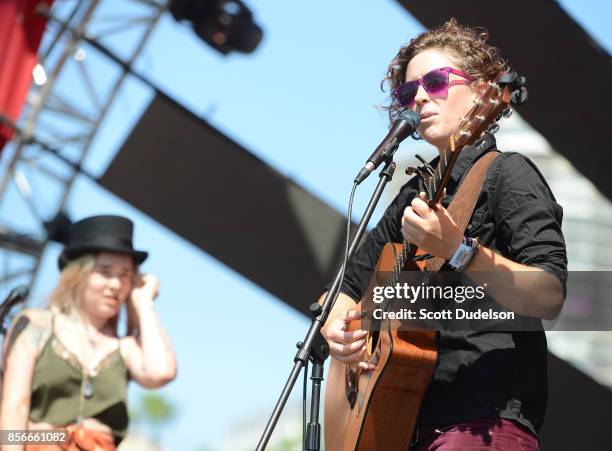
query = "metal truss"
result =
(0, 0, 167, 304)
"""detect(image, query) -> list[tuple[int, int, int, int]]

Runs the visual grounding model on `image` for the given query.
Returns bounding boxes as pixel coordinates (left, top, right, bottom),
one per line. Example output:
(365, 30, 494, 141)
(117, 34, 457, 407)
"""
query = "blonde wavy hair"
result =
(47, 254, 139, 336)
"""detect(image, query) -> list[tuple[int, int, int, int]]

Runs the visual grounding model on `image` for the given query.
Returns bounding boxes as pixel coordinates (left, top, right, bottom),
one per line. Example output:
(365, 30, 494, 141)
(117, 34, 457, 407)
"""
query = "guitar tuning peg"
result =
(503, 107, 513, 118)
(488, 123, 500, 135)
(405, 166, 417, 176)
(496, 70, 518, 86)
(511, 86, 528, 105)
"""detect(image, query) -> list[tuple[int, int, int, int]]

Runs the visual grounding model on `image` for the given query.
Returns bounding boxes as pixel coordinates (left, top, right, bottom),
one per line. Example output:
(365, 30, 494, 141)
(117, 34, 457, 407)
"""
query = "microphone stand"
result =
(257, 152, 398, 450)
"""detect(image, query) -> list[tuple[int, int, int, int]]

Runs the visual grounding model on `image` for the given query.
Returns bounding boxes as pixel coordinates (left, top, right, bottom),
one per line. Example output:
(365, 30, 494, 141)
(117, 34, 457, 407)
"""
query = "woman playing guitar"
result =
(321, 19, 566, 450)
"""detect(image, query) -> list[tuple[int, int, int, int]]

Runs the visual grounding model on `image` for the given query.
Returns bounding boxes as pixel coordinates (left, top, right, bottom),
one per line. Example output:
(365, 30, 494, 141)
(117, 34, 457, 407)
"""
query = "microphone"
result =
(354, 110, 420, 184)
(0, 285, 29, 319)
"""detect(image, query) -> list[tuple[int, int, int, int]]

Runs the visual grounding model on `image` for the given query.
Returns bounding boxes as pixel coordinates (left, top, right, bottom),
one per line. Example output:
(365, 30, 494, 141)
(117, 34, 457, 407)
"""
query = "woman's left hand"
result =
(402, 192, 464, 260)
(130, 273, 159, 310)
(123, 273, 176, 387)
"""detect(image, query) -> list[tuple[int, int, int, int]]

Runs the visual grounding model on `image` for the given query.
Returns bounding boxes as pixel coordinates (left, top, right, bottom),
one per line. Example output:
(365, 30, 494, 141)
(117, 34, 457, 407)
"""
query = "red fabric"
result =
(0, 0, 53, 152)
(412, 419, 539, 451)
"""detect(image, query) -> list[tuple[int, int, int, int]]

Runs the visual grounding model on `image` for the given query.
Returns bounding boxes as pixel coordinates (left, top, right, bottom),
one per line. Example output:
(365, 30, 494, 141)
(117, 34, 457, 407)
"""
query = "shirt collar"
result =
(417, 133, 497, 195)
(448, 133, 497, 183)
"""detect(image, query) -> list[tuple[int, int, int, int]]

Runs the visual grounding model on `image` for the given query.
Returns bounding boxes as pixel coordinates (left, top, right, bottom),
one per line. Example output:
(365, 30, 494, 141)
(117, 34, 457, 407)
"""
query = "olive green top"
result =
(29, 314, 129, 444)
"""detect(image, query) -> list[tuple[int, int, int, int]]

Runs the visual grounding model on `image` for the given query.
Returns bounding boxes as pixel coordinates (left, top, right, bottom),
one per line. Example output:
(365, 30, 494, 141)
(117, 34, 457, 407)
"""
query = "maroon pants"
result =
(412, 418, 539, 451)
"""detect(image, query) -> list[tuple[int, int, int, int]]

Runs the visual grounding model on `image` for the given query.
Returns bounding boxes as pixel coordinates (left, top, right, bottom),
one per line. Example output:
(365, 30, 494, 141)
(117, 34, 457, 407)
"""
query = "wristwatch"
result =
(447, 236, 479, 271)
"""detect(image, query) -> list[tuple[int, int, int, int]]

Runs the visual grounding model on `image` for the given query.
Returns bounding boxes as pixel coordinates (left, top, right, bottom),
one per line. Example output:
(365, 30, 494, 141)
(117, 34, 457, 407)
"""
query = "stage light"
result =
(169, 0, 263, 55)
(74, 48, 87, 62)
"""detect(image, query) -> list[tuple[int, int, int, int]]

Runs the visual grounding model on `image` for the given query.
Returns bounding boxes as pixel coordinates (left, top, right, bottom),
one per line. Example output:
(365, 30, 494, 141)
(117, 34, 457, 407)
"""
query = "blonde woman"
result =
(0, 215, 177, 450)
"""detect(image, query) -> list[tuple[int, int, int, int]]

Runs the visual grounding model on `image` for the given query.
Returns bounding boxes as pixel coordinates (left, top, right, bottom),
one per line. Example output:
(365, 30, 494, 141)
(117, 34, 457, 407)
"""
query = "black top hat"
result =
(58, 215, 148, 270)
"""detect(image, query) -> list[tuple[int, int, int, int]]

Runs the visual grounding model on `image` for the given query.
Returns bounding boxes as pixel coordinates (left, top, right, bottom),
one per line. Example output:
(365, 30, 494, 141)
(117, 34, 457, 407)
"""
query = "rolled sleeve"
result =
(491, 153, 568, 293)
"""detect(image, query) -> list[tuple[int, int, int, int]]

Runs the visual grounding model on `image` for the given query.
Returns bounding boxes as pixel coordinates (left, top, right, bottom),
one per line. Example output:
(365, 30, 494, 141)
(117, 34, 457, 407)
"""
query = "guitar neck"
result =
(395, 144, 457, 272)
(429, 145, 460, 205)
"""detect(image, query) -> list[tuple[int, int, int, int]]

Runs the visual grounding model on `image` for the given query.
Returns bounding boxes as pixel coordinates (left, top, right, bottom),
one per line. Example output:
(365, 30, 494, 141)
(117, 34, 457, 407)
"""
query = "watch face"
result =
(449, 239, 475, 271)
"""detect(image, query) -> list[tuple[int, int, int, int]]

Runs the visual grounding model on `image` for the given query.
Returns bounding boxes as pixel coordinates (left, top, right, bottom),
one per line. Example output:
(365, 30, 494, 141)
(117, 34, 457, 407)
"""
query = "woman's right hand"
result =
(322, 309, 375, 371)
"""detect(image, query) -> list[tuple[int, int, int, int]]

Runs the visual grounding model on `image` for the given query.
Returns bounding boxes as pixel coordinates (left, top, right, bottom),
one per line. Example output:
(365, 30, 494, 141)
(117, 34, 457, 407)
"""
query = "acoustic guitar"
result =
(324, 71, 527, 451)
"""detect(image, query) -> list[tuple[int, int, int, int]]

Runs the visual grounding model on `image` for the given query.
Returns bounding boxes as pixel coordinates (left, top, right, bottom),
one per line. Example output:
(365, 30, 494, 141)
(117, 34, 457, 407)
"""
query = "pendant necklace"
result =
(83, 375, 94, 399)
(79, 317, 102, 399)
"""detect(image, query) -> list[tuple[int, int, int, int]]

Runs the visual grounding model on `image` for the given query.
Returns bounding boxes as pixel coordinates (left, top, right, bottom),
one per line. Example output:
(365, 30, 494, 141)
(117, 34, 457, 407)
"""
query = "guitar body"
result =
(324, 243, 438, 451)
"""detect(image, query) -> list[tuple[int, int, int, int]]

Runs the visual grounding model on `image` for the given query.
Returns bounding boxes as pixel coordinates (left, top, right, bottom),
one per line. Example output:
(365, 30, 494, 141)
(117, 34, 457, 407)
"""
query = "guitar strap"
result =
(425, 150, 500, 272)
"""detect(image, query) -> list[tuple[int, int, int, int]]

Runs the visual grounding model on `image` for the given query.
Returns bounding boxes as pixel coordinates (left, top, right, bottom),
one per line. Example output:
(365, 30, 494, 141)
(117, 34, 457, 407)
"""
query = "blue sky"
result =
(4, 1, 611, 449)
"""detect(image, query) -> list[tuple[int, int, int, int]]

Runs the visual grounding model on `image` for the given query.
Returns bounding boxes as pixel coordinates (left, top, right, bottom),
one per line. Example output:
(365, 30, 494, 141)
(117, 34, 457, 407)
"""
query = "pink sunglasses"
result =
(393, 67, 475, 108)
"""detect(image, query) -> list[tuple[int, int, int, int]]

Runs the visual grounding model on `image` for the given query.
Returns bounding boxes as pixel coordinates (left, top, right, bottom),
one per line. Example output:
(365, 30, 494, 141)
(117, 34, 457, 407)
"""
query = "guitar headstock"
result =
(453, 69, 528, 149)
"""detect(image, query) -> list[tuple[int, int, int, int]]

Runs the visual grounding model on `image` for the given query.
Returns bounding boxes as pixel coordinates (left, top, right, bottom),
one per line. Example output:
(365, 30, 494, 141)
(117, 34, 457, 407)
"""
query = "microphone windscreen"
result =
(398, 110, 421, 128)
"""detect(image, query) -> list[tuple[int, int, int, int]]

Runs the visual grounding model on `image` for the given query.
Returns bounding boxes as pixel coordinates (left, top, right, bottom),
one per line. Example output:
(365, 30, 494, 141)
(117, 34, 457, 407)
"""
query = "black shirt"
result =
(339, 134, 567, 434)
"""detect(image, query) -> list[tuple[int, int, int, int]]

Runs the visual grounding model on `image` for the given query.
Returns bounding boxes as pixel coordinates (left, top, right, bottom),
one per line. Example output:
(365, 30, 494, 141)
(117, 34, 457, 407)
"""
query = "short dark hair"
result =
(382, 18, 507, 122)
